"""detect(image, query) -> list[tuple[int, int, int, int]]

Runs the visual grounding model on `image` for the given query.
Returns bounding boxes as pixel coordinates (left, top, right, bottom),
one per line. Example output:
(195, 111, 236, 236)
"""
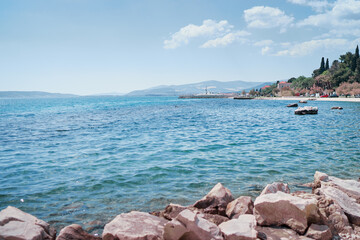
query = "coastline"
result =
(255, 96, 360, 102)
(1, 171, 360, 239)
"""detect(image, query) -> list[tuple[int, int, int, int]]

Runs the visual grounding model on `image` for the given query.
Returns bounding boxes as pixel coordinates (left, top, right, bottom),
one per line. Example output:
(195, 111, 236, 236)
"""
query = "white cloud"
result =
(244, 6, 294, 33)
(164, 19, 233, 49)
(275, 38, 349, 56)
(287, 0, 331, 12)
(261, 46, 271, 55)
(201, 31, 250, 48)
(254, 40, 274, 47)
(298, 0, 360, 36)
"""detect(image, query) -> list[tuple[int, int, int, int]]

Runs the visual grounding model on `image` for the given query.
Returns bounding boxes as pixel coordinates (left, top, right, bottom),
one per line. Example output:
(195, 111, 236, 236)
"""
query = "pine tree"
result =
(351, 45, 359, 71)
(320, 57, 325, 74)
(325, 58, 329, 70)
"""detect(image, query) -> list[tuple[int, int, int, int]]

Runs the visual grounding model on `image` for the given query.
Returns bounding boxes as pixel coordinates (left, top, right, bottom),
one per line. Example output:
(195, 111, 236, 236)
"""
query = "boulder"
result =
(315, 193, 353, 237)
(226, 196, 253, 219)
(287, 103, 298, 107)
(314, 171, 329, 188)
(102, 211, 168, 240)
(162, 203, 188, 220)
(294, 106, 318, 115)
(163, 209, 223, 240)
(256, 226, 312, 240)
(0, 206, 56, 240)
(331, 106, 343, 110)
(193, 183, 234, 216)
(56, 224, 101, 240)
(198, 213, 229, 226)
(305, 224, 332, 240)
(253, 191, 318, 234)
(219, 214, 257, 240)
(260, 182, 290, 195)
(325, 175, 360, 201)
(299, 100, 307, 103)
(317, 185, 360, 226)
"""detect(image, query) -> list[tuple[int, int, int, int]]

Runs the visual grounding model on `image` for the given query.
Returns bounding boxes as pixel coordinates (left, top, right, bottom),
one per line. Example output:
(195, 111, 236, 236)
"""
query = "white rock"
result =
(219, 214, 257, 240)
(254, 191, 318, 234)
(102, 211, 168, 240)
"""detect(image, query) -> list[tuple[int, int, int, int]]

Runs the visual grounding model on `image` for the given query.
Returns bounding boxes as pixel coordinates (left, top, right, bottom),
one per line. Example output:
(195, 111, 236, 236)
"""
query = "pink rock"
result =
(318, 185, 360, 226)
(254, 191, 318, 234)
(305, 224, 332, 240)
(260, 182, 290, 195)
(56, 224, 101, 240)
(314, 171, 329, 188)
(0, 206, 56, 240)
(198, 213, 229, 226)
(162, 203, 187, 220)
(163, 209, 223, 240)
(256, 226, 312, 240)
(102, 211, 168, 240)
(219, 214, 257, 240)
(226, 196, 253, 219)
(193, 183, 234, 216)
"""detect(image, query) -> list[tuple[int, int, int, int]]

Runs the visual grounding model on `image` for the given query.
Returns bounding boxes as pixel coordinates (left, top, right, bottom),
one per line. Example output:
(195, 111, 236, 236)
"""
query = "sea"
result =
(0, 96, 359, 233)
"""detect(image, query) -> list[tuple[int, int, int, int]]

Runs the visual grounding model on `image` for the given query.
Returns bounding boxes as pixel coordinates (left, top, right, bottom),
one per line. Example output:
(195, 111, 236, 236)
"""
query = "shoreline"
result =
(255, 96, 360, 102)
(1, 171, 360, 239)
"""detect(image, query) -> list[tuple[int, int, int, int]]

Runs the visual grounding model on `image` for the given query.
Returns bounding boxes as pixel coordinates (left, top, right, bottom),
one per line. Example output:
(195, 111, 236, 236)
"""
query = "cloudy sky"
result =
(1, 0, 360, 95)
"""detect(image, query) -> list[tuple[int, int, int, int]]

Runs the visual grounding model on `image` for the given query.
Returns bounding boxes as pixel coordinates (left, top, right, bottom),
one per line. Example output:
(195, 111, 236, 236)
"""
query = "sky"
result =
(1, 0, 360, 95)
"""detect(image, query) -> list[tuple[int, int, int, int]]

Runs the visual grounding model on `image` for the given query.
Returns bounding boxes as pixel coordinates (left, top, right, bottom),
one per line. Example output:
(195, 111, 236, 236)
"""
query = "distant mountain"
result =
(127, 80, 275, 96)
(0, 91, 78, 98)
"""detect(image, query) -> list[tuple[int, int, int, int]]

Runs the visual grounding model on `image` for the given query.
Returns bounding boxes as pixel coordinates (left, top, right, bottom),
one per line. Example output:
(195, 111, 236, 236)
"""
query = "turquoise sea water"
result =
(0, 96, 359, 233)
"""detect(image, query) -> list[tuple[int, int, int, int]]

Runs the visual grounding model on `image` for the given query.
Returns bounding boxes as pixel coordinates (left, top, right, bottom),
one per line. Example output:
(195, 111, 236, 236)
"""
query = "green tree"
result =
(325, 58, 329, 70)
(352, 45, 359, 72)
(320, 57, 325, 74)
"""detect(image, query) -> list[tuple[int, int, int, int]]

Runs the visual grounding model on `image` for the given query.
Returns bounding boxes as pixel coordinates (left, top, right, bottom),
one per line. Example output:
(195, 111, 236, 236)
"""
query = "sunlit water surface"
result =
(0, 96, 359, 233)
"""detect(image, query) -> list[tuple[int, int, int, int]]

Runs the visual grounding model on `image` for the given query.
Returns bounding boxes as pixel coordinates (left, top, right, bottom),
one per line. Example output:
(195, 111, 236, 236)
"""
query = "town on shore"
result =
(1, 171, 360, 239)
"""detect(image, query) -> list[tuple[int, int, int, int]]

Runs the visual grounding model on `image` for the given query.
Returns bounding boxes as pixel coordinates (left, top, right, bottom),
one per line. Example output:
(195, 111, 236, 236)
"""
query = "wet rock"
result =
(56, 224, 101, 240)
(226, 196, 253, 219)
(287, 103, 298, 107)
(331, 106, 343, 110)
(305, 224, 332, 240)
(163, 209, 223, 240)
(162, 203, 188, 220)
(299, 100, 307, 103)
(0, 206, 56, 240)
(193, 183, 234, 216)
(317, 185, 360, 226)
(295, 106, 318, 115)
(256, 226, 312, 240)
(260, 182, 290, 195)
(219, 214, 257, 240)
(254, 191, 318, 234)
(103, 211, 168, 240)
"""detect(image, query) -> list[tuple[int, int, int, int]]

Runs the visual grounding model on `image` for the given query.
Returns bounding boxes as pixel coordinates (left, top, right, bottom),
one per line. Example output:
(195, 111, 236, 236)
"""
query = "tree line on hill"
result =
(246, 45, 360, 97)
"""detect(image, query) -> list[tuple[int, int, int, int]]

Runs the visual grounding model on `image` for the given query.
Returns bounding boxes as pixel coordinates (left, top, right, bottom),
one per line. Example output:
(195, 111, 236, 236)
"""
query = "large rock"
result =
(256, 226, 312, 240)
(161, 203, 188, 220)
(314, 171, 329, 188)
(260, 182, 290, 195)
(226, 196, 253, 219)
(294, 106, 318, 115)
(254, 191, 318, 234)
(163, 209, 223, 240)
(0, 206, 56, 240)
(198, 213, 229, 226)
(103, 211, 168, 240)
(56, 224, 101, 240)
(219, 214, 257, 240)
(315, 193, 354, 238)
(305, 224, 332, 240)
(193, 183, 234, 216)
(317, 185, 360, 226)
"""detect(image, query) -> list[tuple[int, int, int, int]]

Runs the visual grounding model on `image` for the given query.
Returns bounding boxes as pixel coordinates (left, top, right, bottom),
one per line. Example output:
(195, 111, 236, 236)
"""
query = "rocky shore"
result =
(1, 171, 360, 240)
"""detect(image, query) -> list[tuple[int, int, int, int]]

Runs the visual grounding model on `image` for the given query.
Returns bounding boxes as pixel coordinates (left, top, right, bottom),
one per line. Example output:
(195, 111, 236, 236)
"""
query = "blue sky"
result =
(1, 0, 360, 95)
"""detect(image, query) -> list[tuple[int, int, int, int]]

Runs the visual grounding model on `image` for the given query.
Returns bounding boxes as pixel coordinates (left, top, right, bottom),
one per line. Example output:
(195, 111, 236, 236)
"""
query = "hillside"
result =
(0, 91, 77, 98)
(127, 80, 274, 96)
